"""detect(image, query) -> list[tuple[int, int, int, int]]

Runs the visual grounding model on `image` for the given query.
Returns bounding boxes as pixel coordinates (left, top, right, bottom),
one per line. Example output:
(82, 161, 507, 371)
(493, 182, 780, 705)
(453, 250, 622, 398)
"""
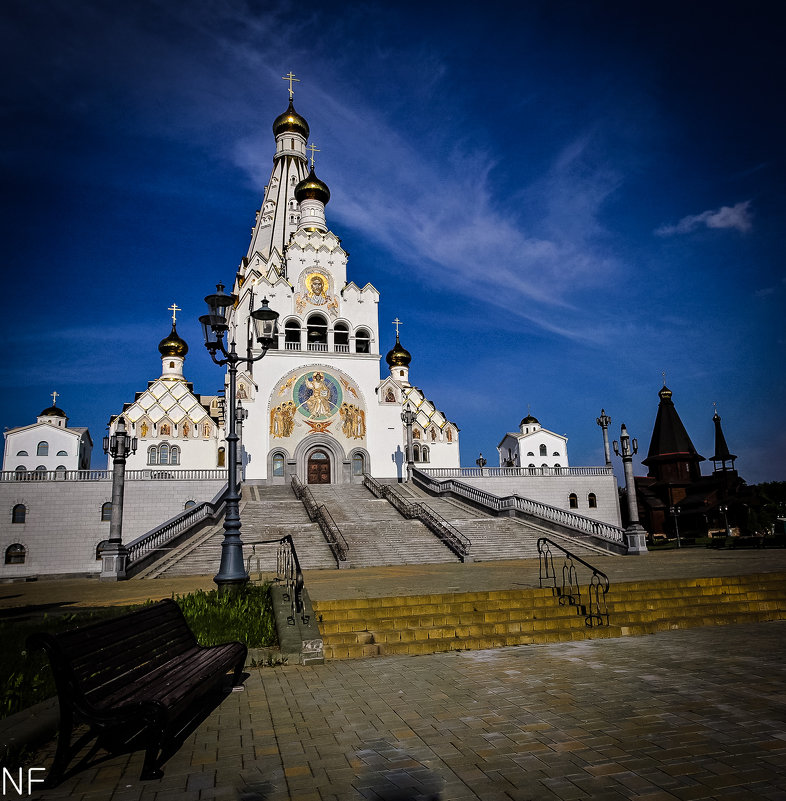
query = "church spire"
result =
(710, 404, 736, 474)
(244, 85, 311, 270)
(642, 384, 704, 483)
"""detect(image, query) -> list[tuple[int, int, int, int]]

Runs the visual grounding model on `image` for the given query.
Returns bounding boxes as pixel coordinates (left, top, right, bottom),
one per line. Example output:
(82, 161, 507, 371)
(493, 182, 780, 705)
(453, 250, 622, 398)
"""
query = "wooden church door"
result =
(307, 450, 331, 484)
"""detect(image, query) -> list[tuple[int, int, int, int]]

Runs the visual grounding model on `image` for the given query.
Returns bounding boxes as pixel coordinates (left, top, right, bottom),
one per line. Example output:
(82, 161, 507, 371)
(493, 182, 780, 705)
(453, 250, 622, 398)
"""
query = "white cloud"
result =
(655, 200, 753, 236)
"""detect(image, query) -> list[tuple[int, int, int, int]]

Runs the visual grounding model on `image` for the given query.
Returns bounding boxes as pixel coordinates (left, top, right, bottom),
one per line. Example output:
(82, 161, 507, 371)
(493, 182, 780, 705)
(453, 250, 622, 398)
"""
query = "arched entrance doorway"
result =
(307, 449, 331, 484)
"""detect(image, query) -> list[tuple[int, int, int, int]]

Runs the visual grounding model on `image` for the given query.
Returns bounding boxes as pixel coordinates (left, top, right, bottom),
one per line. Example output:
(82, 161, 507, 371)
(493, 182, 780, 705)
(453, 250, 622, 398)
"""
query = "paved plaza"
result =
(26, 620, 786, 801)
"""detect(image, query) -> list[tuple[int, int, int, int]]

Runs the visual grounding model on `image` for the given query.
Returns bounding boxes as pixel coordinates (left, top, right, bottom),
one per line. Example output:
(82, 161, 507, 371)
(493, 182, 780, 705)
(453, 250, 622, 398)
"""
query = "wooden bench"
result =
(28, 598, 247, 784)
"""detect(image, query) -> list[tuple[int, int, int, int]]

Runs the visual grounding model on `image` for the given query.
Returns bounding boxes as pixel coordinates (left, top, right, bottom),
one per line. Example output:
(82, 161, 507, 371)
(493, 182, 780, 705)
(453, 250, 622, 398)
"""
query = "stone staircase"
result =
(313, 572, 786, 659)
(308, 484, 460, 567)
(388, 481, 607, 561)
(143, 485, 336, 578)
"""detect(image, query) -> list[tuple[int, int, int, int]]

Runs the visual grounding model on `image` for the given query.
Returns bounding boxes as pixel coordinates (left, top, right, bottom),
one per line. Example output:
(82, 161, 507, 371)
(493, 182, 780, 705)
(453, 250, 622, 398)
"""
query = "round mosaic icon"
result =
(293, 371, 342, 421)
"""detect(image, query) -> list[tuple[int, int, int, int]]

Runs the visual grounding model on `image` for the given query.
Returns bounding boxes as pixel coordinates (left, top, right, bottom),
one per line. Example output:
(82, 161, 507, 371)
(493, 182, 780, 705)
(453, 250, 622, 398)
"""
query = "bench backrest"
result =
(29, 599, 197, 709)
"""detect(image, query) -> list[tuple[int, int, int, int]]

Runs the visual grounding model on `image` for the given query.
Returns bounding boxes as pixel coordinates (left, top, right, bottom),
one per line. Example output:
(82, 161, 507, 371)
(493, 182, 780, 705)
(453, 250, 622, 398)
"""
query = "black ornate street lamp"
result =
(475, 452, 487, 471)
(401, 403, 417, 482)
(613, 423, 648, 554)
(100, 415, 138, 580)
(200, 283, 279, 594)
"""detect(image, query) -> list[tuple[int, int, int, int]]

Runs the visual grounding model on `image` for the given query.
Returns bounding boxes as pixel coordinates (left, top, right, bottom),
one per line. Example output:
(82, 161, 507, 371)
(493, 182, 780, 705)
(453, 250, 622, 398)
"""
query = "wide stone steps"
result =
(313, 573, 786, 659)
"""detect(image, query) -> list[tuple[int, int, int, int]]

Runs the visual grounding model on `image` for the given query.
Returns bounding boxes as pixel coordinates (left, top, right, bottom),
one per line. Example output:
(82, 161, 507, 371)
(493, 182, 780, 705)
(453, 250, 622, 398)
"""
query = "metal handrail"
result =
(363, 474, 471, 561)
(245, 534, 308, 625)
(412, 467, 625, 544)
(537, 537, 610, 627)
(126, 482, 229, 570)
(291, 475, 349, 565)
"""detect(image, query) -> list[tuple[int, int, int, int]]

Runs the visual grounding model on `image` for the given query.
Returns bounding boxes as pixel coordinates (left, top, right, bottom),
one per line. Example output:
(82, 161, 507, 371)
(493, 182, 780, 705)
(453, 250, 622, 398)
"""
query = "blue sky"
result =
(1, 0, 783, 483)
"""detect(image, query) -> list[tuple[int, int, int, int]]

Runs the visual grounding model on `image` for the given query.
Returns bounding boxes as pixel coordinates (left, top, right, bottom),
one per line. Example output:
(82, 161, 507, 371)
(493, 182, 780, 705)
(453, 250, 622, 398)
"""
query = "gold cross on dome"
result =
(662, 370, 667, 386)
(308, 143, 320, 169)
(282, 71, 300, 99)
(51, 390, 59, 405)
(392, 318, 402, 337)
(168, 303, 181, 324)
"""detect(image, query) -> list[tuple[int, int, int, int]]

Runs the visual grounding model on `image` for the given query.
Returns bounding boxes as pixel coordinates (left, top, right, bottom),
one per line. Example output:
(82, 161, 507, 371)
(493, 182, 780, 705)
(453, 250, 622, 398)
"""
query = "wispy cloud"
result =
(655, 200, 753, 236)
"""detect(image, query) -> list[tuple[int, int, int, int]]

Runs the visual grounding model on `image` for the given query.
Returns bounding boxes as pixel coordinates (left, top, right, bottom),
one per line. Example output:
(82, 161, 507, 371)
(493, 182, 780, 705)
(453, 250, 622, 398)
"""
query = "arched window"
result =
(147, 445, 157, 465)
(284, 319, 301, 350)
(218, 447, 226, 467)
(96, 540, 109, 559)
(413, 443, 421, 462)
(184, 500, 197, 510)
(55, 465, 66, 476)
(307, 313, 328, 351)
(37, 441, 49, 457)
(528, 463, 536, 468)
(35, 466, 46, 479)
(355, 328, 371, 354)
(159, 444, 170, 465)
(12, 504, 26, 524)
(57, 450, 68, 456)
(422, 446, 430, 463)
(334, 322, 349, 352)
(169, 445, 180, 465)
(14, 466, 26, 480)
(101, 502, 112, 521)
(16, 450, 28, 456)
(527, 452, 534, 457)
(272, 453, 285, 477)
(5, 544, 25, 565)
(539, 444, 547, 457)
(553, 452, 560, 457)
(588, 493, 597, 509)
(568, 493, 578, 509)
(352, 452, 365, 476)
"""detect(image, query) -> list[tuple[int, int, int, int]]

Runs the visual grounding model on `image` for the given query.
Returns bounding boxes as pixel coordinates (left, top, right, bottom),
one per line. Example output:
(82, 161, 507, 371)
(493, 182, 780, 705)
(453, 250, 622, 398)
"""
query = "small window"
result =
(16, 450, 28, 457)
(184, 500, 197, 510)
(553, 452, 559, 457)
(355, 328, 371, 354)
(539, 444, 547, 457)
(5, 544, 26, 565)
(101, 502, 112, 521)
(352, 453, 365, 476)
(422, 446, 430, 463)
(159, 444, 170, 465)
(147, 445, 157, 465)
(170, 445, 180, 465)
(413, 443, 421, 462)
(527, 452, 534, 457)
(218, 447, 226, 467)
(272, 453, 285, 477)
(35, 466, 46, 478)
(12, 504, 26, 524)
(14, 466, 26, 479)
(588, 493, 597, 509)
(37, 441, 49, 457)
(95, 540, 109, 560)
(55, 465, 66, 474)
(57, 450, 68, 456)
(568, 493, 578, 509)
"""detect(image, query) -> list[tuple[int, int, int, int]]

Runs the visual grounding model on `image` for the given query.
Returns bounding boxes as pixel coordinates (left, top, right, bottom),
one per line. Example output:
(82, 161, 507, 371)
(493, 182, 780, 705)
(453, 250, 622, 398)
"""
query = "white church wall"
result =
(0, 478, 225, 578)
(3, 426, 89, 473)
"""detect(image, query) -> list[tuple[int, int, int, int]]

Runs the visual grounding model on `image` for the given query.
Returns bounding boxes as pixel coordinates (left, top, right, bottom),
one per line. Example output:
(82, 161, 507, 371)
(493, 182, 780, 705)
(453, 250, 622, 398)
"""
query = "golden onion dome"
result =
(40, 405, 66, 418)
(295, 168, 330, 205)
(385, 335, 411, 368)
(272, 100, 310, 139)
(158, 323, 189, 358)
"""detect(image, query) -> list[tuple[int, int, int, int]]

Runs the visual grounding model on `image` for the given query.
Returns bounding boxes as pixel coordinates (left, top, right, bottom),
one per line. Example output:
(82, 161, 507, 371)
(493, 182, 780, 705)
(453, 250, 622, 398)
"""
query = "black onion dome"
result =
(272, 100, 310, 139)
(40, 405, 66, 418)
(519, 414, 540, 426)
(158, 323, 189, 358)
(295, 168, 330, 205)
(386, 335, 411, 368)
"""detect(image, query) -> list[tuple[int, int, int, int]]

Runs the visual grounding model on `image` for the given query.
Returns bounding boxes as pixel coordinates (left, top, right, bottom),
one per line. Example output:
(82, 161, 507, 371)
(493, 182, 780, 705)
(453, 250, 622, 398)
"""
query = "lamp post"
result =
(100, 415, 137, 580)
(612, 423, 648, 554)
(719, 504, 732, 538)
(669, 505, 682, 549)
(596, 409, 612, 468)
(200, 283, 279, 594)
(401, 403, 416, 482)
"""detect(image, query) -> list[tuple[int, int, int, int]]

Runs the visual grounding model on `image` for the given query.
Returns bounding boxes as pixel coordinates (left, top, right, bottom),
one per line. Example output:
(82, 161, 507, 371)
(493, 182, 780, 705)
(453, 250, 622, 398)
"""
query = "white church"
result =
(1, 87, 626, 578)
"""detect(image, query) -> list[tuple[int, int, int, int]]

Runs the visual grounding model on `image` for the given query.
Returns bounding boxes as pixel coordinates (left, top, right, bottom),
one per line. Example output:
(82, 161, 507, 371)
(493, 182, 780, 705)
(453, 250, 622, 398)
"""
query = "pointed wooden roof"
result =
(642, 385, 704, 467)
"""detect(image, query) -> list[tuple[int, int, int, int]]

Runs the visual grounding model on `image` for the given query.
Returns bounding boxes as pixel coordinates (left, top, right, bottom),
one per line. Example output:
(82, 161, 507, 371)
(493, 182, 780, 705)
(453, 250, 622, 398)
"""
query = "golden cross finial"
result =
(168, 303, 181, 324)
(308, 143, 320, 169)
(392, 318, 402, 337)
(282, 71, 300, 99)
(713, 400, 718, 415)
(51, 390, 59, 406)
(662, 370, 667, 386)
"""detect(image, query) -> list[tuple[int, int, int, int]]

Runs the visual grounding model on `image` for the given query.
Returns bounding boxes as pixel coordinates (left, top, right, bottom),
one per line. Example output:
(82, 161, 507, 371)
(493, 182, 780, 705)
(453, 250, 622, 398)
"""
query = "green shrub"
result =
(173, 583, 276, 648)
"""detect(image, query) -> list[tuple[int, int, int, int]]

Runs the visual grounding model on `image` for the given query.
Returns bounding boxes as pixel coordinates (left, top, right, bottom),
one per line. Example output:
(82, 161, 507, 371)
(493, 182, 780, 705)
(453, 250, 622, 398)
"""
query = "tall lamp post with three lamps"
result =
(612, 423, 648, 554)
(199, 283, 279, 595)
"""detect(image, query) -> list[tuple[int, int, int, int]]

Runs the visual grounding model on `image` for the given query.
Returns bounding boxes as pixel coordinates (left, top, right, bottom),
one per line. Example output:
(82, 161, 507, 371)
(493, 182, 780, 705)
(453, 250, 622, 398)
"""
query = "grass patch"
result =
(1, 583, 276, 720)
